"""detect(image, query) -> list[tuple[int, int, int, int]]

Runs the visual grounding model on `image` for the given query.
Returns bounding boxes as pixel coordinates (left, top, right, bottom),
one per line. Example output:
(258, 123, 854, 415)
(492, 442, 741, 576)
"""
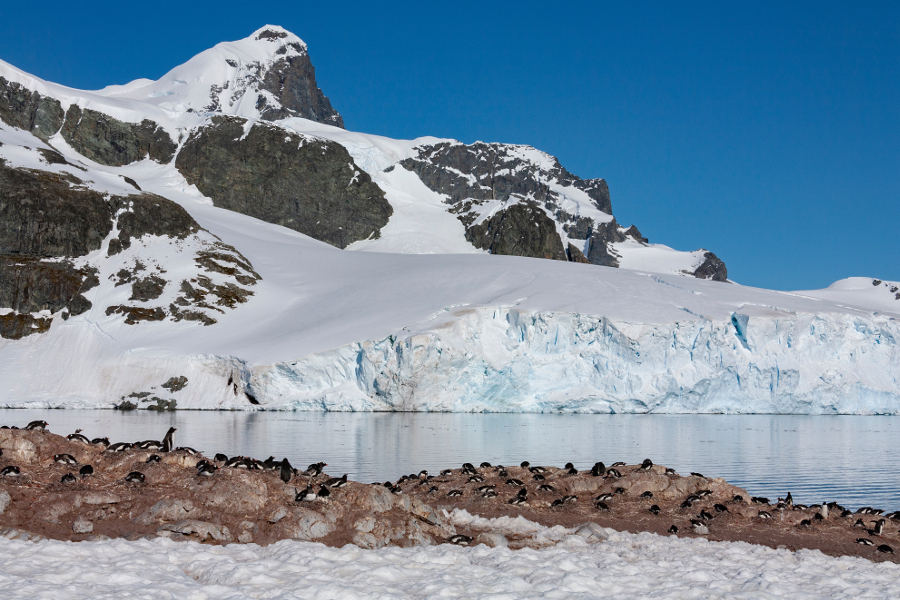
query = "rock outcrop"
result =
(176, 116, 391, 248)
(0, 77, 64, 141)
(60, 105, 176, 167)
(465, 202, 567, 260)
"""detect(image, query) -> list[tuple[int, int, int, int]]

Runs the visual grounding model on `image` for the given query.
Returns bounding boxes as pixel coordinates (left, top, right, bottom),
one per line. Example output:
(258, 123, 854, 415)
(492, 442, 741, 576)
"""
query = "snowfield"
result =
(0, 522, 898, 599)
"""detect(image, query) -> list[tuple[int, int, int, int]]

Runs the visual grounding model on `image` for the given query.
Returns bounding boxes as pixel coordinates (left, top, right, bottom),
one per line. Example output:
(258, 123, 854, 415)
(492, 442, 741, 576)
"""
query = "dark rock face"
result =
(129, 275, 166, 302)
(60, 105, 177, 167)
(400, 142, 611, 214)
(566, 243, 589, 263)
(0, 77, 64, 141)
(465, 203, 566, 260)
(624, 225, 648, 244)
(692, 252, 728, 282)
(257, 54, 344, 127)
(587, 220, 627, 268)
(0, 164, 114, 257)
(176, 116, 391, 249)
(108, 195, 199, 256)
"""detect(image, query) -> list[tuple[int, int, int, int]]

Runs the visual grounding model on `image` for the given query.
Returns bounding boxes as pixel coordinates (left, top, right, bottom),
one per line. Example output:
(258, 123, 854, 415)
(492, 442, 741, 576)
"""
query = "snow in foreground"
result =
(0, 526, 897, 599)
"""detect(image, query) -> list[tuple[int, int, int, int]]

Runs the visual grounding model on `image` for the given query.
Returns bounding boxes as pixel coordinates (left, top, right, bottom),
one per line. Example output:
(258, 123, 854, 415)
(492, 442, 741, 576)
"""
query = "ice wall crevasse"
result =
(248, 309, 900, 414)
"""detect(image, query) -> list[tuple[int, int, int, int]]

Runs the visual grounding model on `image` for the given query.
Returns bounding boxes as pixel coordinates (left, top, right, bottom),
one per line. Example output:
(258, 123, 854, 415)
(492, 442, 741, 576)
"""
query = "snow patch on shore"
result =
(0, 528, 896, 598)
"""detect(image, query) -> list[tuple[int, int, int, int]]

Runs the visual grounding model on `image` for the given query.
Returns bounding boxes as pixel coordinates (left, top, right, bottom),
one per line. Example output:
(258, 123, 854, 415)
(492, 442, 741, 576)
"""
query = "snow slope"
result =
(0, 521, 898, 599)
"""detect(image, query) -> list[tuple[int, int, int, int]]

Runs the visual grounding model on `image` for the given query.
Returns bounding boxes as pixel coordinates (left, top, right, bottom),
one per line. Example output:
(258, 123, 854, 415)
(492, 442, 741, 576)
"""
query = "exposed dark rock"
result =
(123, 177, 141, 191)
(130, 275, 166, 302)
(109, 195, 199, 255)
(104, 305, 167, 324)
(465, 202, 566, 260)
(566, 243, 590, 263)
(586, 220, 627, 267)
(692, 252, 728, 282)
(60, 105, 177, 166)
(194, 246, 261, 287)
(0, 163, 113, 257)
(176, 116, 391, 249)
(145, 397, 177, 411)
(400, 142, 612, 214)
(0, 313, 52, 339)
(562, 214, 594, 240)
(624, 225, 648, 244)
(0, 77, 64, 141)
(161, 376, 188, 392)
(169, 304, 217, 326)
(0, 256, 97, 319)
(36, 148, 67, 166)
(257, 54, 344, 127)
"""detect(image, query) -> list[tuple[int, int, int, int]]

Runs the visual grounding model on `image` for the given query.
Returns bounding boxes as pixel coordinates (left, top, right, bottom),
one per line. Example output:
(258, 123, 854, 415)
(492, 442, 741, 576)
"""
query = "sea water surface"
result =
(2, 410, 897, 511)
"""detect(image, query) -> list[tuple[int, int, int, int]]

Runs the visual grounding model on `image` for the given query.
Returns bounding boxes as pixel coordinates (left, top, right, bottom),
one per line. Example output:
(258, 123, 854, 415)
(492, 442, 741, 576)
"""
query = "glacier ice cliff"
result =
(248, 307, 900, 414)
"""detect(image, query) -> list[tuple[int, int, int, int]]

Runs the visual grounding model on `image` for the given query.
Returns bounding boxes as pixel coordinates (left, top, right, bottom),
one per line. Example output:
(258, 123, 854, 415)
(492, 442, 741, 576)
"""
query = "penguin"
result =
(870, 519, 886, 536)
(611, 462, 625, 468)
(447, 490, 463, 497)
(196, 459, 212, 469)
(79, 465, 93, 477)
(649, 505, 661, 515)
(538, 484, 556, 492)
(124, 471, 145, 483)
(316, 485, 331, 501)
(590, 462, 606, 477)
(639, 459, 653, 471)
(691, 522, 710, 535)
(0, 466, 20, 477)
(854, 519, 867, 528)
(813, 513, 824, 521)
(798, 519, 811, 528)
(564, 462, 575, 470)
(785, 492, 793, 507)
(60, 473, 77, 484)
(506, 478, 524, 486)
(757, 511, 773, 520)
(448, 534, 473, 545)
(177, 447, 200, 456)
(468, 475, 485, 483)
(107, 442, 132, 452)
(498, 469, 508, 477)
(668, 525, 678, 534)
(480, 462, 492, 468)
(856, 538, 875, 546)
(614, 487, 625, 495)
(699, 510, 714, 521)
(324, 474, 349, 488)
(481, 489, 498, 498)
(732, 495, 744, 503)
(690, 472, 705, 478)
(295, 484, 316, 502)
(595, 493, 614, 502)
(566, 467, 578, 475)
(91, 437, 110, 447)
(532, 474, 545, 481)
(197, 463, 218, 477)
(529, 466, 547, 474)
(640, 491, 653, 499)
(146, 454, 161, 464)
(54, 453, 77, 465)
(461, 463, 477, 474)
(418, 470, 429, 480)
(427, 486, 439, 493)
(474, 485, 495, 493)
(551, 499, 564, 507)
(877, 544, 894, 554)
(841, 509, 853, 518)
(306, 462, 327, 477)
(681, 500, 694, 509)
(697, 490, 712, 498)
(389, 485, 403, 495)
(25, 420, 47, 431)
(714, 504, 729, 513)
(280, 458, 294, 484)
(440, 469, 452, 476)
(751, 497, 770, 505)
(562, 495, 577, 504)
(214, 453, 228, 463)
(520, 461, 530, 468)
(665, 468, 677, 476)
(137, 440, 161, 451)
(66, 432, 90, 444)
(517, 488, 528, 499)
(161, 428, 176, 453)
(507, 495, 526, 505)
(595, 501, 610, 512)
(605, 469, 622, 479)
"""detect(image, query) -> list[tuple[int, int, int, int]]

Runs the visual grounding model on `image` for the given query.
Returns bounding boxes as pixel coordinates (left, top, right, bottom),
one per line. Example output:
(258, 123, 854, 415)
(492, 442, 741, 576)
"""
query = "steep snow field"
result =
(1, 521, 898, 599)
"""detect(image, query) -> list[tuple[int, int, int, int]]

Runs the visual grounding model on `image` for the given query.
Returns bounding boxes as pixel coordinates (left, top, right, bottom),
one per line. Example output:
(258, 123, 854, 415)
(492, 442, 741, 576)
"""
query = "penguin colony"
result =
(0, 421, 897, 560)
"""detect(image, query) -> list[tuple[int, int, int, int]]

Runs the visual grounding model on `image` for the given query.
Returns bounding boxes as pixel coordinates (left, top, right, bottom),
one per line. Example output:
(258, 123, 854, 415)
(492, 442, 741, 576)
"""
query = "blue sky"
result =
(1, 1, 896, 290)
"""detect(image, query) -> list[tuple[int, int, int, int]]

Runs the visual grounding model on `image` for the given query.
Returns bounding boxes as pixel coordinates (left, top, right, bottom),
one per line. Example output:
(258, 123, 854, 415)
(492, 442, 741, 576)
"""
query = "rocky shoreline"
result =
(0, 425, 896, 563)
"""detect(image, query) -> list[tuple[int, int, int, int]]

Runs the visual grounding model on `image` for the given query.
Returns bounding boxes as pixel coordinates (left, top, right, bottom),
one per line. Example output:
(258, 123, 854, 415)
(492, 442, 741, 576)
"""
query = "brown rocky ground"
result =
(0, 427, 897, 564)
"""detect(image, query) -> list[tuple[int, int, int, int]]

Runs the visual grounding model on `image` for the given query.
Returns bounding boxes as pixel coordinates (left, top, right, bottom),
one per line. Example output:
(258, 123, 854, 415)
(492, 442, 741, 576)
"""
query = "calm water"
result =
(2, 410, 897, 511)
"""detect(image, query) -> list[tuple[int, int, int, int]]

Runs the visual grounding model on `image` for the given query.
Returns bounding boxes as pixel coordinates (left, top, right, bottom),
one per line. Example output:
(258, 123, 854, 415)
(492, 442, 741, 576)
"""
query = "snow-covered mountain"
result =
(0, 26, 896, 413)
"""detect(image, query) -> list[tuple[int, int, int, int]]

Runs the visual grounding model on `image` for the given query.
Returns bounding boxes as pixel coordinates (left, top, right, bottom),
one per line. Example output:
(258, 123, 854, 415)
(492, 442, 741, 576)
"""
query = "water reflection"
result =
(1, 410, 897, 510)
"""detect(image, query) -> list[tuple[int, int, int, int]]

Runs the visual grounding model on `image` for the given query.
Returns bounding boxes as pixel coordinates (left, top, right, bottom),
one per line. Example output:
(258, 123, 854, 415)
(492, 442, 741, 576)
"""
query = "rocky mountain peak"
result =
(95, 25, 343, 127)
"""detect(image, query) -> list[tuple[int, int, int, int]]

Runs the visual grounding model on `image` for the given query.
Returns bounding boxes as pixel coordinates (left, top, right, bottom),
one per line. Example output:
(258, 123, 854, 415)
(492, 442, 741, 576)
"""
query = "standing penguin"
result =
(280, 458, 294, 484)
(161, 427, 176, 453)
